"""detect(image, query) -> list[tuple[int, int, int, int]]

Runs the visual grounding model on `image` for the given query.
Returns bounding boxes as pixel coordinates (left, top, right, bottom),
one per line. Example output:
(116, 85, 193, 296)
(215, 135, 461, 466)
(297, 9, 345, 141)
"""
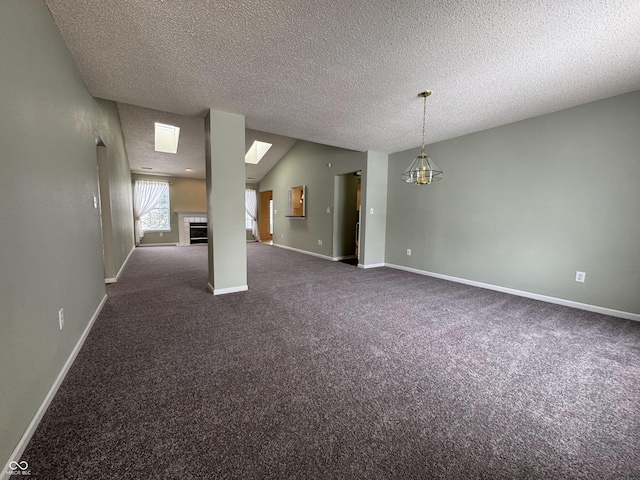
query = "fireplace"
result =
(189, 222, 208, 244)
(176, 211, 207, 246)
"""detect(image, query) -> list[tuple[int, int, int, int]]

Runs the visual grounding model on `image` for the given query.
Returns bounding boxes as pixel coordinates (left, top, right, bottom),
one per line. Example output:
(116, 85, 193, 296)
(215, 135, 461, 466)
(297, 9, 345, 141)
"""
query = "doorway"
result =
(332, 172, 361, 264)
(259, 190, 273, 242)
(96, 141, 115, 281)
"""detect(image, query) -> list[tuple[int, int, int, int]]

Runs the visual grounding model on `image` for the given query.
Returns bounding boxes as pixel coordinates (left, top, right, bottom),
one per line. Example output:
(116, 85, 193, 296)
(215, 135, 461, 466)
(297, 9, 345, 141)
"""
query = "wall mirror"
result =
(286, 185, 306, 218)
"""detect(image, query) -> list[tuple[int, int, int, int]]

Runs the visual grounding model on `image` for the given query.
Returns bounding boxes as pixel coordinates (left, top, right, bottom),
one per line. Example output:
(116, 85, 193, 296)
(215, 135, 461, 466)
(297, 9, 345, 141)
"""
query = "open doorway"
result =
(333, 172, 361, 265)
(259, 190, 273, 243)
(96, 141, 113, 281)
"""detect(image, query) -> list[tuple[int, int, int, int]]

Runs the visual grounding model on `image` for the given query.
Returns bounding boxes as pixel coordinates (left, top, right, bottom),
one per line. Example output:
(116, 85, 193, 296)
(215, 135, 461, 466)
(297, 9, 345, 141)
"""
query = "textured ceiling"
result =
(118, 103, 297, 181)
(46, 0, 640, 155)
(244, 129, 298, 184)
(118, 104, 206, 179)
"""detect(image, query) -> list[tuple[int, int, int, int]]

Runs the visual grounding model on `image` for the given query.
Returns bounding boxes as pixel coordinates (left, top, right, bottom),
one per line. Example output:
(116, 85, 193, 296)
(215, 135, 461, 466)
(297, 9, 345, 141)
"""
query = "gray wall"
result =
(259, 141, 366, 257)
(0, 1, 133, 467)
(360, 151, 389, 266)
(132, 173, 207, 245)
(96, 99, 135, 277)
(205, 110, 247, 293)
(386, 92, 640, 315)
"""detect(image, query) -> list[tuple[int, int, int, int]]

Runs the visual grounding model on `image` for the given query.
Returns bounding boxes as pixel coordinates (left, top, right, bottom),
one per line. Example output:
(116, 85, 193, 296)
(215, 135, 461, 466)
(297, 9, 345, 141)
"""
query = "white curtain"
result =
(133, 181, 168, 245)
(245, 188, 260, 241)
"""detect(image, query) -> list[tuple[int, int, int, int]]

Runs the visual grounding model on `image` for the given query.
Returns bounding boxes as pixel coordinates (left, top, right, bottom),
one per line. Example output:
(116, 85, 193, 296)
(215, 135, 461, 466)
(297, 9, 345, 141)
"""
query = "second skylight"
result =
(245, 141, 272, 164)
(155, 122, 180, 154)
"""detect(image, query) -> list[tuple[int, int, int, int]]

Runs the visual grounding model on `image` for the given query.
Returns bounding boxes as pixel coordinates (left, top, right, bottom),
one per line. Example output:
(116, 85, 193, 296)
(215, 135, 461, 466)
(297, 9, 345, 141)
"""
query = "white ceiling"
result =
(46, 0, 640, 162)
(118, 103, 296, 181)
(118, 103, 206, 179)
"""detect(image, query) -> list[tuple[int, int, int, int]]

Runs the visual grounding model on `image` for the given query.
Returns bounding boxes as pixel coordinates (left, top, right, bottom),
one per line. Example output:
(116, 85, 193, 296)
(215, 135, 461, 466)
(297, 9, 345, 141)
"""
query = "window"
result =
(269, 199, 273, 235)
(139, 182, 170, 231)
(245, 211, 253, 230)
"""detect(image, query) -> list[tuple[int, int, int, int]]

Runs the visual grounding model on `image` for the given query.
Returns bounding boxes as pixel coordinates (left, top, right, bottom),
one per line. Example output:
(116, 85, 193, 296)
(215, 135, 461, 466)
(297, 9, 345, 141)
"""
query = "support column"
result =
(360, 151, 388, 267)
(205, 109, 247, 294)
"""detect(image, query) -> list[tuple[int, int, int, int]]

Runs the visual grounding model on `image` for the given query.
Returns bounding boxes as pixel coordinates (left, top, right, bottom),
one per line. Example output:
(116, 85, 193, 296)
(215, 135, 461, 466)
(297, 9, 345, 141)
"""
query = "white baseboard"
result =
(105, 245, 135, 284)
(2, 294, 108, 480)
(358, 262, 385, 269)
(208, 283, 249, 295)
(385, 263, 640, 322)
(272, 243, 334, 262)
(273, 247, 383, 269)
(137, 243, 179, 247)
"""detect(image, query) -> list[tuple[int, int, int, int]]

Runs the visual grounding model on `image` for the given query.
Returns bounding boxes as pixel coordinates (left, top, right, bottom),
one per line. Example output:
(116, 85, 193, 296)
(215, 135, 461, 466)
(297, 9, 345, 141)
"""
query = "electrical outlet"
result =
(318, 240, 323, 245)
(58, 308, 64, 330)
(121, 243, 125, 252)
(575, 271, 586, 283)
(159, 232, 163, 237)
(370, 208, 374, 215)
(281, 234, 284, 239)
(93, 196, 98, 209)
(326, 207, 331, 214)
(406, 249, 411, 256)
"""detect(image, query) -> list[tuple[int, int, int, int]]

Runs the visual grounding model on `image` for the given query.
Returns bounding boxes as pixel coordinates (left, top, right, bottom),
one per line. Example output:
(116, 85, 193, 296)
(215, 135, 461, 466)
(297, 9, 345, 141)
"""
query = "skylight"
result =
(154, 122, 180, 154)
(245, 141, 272, 164)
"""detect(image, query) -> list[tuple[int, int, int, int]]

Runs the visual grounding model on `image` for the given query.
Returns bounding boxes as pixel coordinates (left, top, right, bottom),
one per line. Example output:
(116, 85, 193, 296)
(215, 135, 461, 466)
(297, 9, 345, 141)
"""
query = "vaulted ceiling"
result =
(45, 0, 640, 179)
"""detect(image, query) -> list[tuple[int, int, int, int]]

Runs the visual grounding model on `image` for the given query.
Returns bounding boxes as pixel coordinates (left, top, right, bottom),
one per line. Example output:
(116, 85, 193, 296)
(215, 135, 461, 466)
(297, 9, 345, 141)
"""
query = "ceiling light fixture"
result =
(401, 91, 443, 185)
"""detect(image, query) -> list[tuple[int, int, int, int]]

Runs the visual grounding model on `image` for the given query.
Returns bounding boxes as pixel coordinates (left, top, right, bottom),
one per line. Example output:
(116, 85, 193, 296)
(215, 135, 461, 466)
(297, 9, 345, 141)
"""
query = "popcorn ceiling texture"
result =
(117, 103, 298, 180)
(45, 0, 640, 154)
(117, 104, 206, 179)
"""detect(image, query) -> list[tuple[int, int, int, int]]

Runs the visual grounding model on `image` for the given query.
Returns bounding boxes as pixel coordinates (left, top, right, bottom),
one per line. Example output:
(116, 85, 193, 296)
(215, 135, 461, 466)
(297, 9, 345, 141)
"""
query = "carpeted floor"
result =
(22, 243, 640, 479)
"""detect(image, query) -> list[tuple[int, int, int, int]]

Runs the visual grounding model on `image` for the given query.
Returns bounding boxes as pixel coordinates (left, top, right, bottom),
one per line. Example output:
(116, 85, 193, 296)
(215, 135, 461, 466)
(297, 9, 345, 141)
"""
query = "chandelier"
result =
(401, 90, 443, 185)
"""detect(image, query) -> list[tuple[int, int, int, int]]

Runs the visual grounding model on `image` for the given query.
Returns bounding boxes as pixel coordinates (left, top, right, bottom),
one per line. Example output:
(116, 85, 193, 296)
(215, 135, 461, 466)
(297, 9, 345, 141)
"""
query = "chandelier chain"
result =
(421, 94, 427, 154)
(400, 89, 442, 185)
